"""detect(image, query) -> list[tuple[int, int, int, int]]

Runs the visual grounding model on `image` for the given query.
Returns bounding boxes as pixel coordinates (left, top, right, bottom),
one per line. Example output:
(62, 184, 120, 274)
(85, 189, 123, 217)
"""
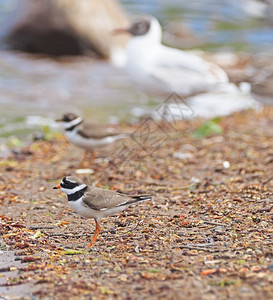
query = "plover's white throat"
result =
(56, 113, 128, 166)
(114, 15, 229, 96)
(53, 176, 152, 247)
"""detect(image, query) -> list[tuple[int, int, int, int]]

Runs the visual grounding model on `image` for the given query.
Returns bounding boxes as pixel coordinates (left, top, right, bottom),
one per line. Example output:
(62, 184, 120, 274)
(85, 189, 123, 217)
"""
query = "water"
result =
(0, 0, 272, 142)
(122, 0, 273, 52)
(0, 250, 36, 296)
(0, 53, 141, 140)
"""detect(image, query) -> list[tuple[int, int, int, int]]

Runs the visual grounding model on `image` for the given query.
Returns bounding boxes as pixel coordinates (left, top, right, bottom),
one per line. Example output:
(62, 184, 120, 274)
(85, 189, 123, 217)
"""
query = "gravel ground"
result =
(1, 106, 273, 299)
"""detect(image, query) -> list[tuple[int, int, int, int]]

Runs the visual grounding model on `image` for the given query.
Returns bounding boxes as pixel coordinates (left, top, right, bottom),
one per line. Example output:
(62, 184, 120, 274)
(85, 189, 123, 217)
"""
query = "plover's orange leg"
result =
(79, 149, 89, 167)
(89, 150, 97, 166)
(89, 219, 101, 247)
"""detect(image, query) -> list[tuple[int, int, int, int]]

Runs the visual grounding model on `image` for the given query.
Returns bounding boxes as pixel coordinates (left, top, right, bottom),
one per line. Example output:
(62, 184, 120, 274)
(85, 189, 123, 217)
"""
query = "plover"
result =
(56, 113, 127, 166)
(53, 176, 152, 246)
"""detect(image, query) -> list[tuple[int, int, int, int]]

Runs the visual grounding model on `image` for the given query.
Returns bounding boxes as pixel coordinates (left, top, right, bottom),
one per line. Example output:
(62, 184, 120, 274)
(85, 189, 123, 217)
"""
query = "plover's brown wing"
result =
(77, 122, 122, 139)
(82, 186, 151, 211)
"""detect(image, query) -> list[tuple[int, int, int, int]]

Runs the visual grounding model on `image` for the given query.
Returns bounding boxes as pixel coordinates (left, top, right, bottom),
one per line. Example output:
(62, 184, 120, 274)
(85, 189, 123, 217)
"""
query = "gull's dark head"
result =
(128, 18, 151, 36)
(113, 16, 162, 43)
(113, 17, 151, 37)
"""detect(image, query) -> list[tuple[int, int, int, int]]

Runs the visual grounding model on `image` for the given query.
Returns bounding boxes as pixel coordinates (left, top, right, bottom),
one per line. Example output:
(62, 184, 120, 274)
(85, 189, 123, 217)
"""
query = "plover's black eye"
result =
(129, 20, 150, 36)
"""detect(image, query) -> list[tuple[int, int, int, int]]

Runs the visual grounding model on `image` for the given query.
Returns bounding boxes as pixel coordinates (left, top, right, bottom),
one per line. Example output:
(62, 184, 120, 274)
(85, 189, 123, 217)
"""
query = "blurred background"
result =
(0, 0, 272, 148)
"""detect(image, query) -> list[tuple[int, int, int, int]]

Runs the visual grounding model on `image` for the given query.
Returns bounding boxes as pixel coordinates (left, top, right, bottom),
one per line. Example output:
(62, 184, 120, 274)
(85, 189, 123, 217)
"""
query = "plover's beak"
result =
(55, 118, 63, 122)
(53, 184, 61, 189)
(112, 28, 129, 35)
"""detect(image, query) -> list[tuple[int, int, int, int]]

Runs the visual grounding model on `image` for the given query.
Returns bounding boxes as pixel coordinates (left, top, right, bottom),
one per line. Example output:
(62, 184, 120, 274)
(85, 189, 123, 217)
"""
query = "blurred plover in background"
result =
(56, 113, 128, 167)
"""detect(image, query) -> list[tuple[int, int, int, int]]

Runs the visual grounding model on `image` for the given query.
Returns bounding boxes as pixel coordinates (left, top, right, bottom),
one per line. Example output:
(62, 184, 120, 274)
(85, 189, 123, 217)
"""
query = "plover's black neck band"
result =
(68, 186, 88, 202)
(65, 120, 83, 132)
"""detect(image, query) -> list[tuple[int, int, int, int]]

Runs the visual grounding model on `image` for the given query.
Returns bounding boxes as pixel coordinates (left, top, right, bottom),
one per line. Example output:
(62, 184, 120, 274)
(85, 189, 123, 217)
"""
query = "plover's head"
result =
(113, 15, 162, 43)
(56, 113, 83, 130)
(53, 176, 87, 196)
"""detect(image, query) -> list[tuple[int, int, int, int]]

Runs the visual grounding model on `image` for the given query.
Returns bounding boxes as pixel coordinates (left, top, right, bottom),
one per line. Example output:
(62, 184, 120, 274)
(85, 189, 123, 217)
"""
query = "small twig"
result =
(253, 206, 273, 213)
(176, 245, 218, 252)
(134, 242, 140, 253)
(187, 237, 215, 248)
(211, 226, 226, 231)
(138, 180, 168, 187)
(46, 232, 93, 238)
(198, 190, 213, 194)
(29, 226, 55, 230)
(203, 221, 228, 227)
(0, 267, 12, 272)
(167, 185, 196, 191)
(122, 219, 143, 234)
(175, 245, 244, 253)
(263, 176, 273, 185)
(151, 214, 170, 217)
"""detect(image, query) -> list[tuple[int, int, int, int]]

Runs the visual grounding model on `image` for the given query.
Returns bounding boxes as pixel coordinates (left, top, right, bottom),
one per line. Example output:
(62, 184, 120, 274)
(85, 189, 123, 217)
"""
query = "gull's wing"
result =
(159, 46, 228, 81)
(82, 186, 151, 211)
(147, 46, 228, 95)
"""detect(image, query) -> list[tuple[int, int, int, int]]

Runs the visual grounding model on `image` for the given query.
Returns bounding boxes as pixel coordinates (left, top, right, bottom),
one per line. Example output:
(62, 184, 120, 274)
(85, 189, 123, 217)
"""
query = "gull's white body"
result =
(125, 17, 228, 96)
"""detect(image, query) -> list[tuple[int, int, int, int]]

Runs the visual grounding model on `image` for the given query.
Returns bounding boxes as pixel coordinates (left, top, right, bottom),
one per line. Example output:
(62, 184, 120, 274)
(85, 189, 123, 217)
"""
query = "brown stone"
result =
(1, 0, 129, 58)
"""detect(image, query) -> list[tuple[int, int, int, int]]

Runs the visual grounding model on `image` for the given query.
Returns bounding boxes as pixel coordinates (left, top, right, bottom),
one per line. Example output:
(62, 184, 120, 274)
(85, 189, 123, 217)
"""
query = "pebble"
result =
(260, 221, 268, 228)
(75, 169, 94, 175)
(223, 161, 230, 169)
(255, 249, 263, 256)
(190, 177, 200, 184)
(173, 152, 194, 160)
(267, 262, 273, 271)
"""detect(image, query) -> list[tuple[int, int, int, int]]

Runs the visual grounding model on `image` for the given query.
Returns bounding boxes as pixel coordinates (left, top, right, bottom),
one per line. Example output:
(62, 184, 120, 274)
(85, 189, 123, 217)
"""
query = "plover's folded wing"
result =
(78, 122, 122, 139)
(82, 187, 151, 211)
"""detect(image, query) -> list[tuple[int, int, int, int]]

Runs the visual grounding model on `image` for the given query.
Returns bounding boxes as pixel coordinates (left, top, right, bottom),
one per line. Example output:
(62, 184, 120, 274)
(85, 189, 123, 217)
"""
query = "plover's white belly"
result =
(65, 130, 123, 150)
(68, 197, 99, 218)
(68, 197, 126, 220)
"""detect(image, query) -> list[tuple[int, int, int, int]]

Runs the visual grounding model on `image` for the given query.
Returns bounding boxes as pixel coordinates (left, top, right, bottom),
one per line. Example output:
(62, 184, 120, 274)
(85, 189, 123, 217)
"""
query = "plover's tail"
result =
(118, 195, 152, 207)
(116, 133, 130, 139)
